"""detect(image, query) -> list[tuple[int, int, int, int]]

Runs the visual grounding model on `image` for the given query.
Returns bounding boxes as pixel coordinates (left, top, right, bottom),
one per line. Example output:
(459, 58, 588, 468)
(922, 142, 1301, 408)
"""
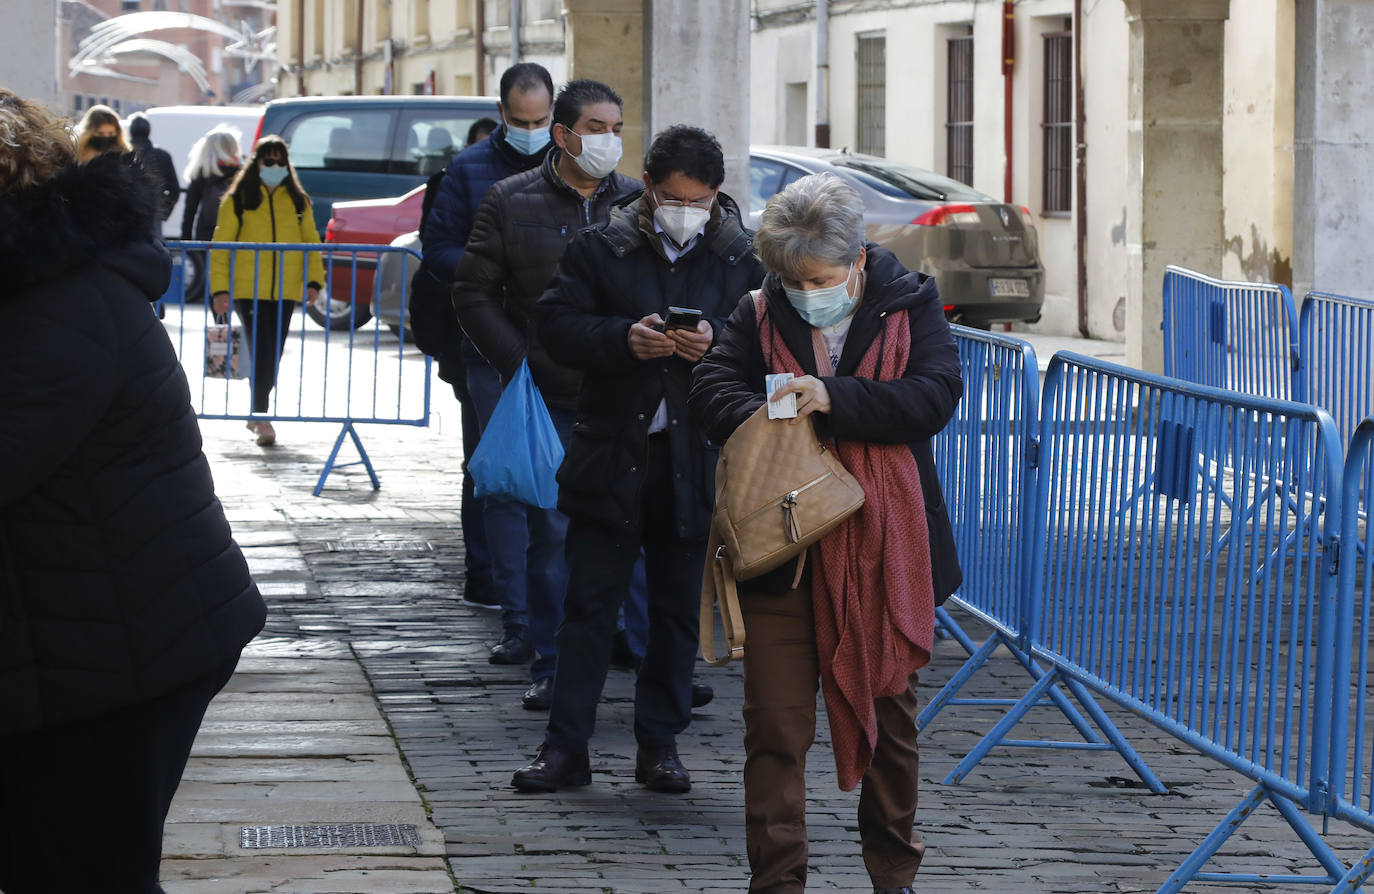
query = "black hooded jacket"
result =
(0, 156, 265, 736)
(536, 192, 765, 538)
(689, 244, 963, 599)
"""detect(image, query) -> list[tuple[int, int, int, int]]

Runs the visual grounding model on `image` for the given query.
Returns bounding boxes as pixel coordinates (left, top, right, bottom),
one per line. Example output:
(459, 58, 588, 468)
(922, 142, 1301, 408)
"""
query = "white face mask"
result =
(568, 130, 623, 179)
(652, 193, 712, 247)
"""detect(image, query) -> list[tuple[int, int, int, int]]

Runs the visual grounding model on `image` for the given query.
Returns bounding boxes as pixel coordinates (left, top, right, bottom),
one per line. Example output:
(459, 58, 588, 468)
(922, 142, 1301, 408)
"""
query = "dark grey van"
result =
(256, 95, 500, 235)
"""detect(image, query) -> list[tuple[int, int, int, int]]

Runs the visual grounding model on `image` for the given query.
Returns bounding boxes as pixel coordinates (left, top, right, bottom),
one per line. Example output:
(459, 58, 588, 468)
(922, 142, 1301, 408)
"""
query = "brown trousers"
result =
(740, 585, 925, 893)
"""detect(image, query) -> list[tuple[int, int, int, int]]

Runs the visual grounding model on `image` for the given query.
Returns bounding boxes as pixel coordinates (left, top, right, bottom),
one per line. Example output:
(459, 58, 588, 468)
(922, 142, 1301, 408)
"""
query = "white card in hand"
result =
(766, 373, 797, 419)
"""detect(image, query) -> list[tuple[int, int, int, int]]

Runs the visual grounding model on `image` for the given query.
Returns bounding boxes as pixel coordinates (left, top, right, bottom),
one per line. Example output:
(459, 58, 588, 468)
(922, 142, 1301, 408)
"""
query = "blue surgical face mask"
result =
(259, 164, 288, 188)
(504, 121, 551, 156)
(783, 263, 859, 329)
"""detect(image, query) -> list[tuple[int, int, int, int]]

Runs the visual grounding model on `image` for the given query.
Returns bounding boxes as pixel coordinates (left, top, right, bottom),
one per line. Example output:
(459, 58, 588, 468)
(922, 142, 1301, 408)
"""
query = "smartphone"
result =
(665, 306, 703, 331)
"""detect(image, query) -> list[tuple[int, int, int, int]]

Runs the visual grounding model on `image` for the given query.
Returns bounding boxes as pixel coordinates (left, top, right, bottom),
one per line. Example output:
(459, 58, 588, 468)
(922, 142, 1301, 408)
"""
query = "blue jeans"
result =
(465, 340, 572, 682)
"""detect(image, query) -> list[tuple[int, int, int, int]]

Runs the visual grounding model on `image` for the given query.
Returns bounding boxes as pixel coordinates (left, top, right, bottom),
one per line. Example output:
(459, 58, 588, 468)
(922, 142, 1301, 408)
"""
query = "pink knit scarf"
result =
(756, 294, 935, 791)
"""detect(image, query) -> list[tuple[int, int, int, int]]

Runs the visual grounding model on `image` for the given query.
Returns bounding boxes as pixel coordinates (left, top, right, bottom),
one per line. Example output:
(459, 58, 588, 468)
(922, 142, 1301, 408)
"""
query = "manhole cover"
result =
(240, 823, 422, 849)
(325, 540, 432, 552)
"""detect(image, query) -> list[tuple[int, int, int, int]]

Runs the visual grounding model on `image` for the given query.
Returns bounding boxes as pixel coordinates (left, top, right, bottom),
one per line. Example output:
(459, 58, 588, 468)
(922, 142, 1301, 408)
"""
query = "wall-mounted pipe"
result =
(815, 0, 830, 147)
(1075, 0, 1088, 336)
(1002, 0, 1015, 203)
(296, 0, 306, 95)
(475, 0, 486, 95)
(511, 0, 522, 64)
(354, 0, 365, 95)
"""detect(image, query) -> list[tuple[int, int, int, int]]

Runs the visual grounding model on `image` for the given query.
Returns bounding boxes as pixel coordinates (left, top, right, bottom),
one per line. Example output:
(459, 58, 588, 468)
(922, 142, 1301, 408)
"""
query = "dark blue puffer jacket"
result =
(0, 155, 265, 736)
(421, 125, 550, 282)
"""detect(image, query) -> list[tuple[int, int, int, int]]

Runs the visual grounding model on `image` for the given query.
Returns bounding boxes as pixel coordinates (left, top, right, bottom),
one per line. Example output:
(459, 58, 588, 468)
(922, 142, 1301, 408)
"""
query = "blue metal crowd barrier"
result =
(1162, 265, 1302, 402)
(923, 328, 1161, 787)
(160, 240, 430, 496)
(948, 353, 1346, 890)
(1329, 417, 1374, 891)
(1300, 290, 1374, 446)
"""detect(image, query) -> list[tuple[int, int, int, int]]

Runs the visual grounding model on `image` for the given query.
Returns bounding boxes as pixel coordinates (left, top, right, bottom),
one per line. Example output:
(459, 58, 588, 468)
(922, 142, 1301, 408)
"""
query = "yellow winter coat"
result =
(209, 184, 325, 302)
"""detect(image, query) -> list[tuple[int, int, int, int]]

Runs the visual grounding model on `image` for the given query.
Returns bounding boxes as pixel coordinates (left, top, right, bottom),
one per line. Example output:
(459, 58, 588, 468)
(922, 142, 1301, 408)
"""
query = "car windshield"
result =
(831, 157, 994, 203)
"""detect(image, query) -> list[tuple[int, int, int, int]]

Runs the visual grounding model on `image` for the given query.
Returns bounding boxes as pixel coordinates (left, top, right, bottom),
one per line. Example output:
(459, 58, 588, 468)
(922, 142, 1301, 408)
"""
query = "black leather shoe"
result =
(873, 887, 915, 894)
(635, 744, 691, 793)
(521, 676, 553, 711)
(489, 631, 534, 665)
(610, 630, 643, 671)
(690, 681, 714, 708)
(511, 743, 591, 792)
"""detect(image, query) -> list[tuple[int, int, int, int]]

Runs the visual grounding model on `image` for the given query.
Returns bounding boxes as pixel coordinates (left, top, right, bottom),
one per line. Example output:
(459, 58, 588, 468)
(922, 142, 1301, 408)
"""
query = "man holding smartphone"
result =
(517, 126, 765, 793)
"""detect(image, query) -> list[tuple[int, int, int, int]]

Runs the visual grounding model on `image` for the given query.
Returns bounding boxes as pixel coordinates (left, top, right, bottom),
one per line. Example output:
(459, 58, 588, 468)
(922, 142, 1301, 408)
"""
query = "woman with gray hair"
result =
(689, 171, 962, 894)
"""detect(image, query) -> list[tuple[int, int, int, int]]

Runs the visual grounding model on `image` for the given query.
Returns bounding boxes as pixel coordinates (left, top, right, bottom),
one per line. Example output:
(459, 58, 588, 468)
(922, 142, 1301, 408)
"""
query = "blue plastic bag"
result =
(467, 359, 565, 509)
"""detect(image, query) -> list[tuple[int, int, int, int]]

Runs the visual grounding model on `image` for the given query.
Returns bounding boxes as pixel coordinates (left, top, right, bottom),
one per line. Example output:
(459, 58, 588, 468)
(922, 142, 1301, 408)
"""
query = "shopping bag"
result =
(467, 359, 564, 509)
(204, 323, 251, 379)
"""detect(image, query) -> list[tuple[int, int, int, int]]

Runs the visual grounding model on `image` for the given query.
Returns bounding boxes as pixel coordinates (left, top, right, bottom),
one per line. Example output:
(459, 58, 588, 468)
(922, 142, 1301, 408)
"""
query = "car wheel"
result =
(306, 294, 373, 330)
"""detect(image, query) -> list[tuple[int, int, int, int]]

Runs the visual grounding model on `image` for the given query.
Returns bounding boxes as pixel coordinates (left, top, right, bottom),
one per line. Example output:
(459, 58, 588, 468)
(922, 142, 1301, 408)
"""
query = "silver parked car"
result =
(374, 230, 422, 338)
(750, 146, 1044, 327)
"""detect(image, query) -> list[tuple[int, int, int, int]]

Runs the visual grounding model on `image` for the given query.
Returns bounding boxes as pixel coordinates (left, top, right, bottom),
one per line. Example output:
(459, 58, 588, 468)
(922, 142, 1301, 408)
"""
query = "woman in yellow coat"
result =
(210, 135, 324, 445)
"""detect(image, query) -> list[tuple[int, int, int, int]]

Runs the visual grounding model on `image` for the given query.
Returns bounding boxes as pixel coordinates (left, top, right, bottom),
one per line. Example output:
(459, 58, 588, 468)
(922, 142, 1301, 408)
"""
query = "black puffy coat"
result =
(131, 136, 181, 221)
(689, 244, 964, 600)
(536, 192, 765, 538)
(181, 169, 237, 241)
(0, 156, 265, 736)
(453, 150, 640, 410)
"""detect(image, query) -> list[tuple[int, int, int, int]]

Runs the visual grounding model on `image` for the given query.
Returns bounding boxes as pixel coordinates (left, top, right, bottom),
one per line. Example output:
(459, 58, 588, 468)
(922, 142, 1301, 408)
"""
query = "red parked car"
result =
(315, 186, 425, 329)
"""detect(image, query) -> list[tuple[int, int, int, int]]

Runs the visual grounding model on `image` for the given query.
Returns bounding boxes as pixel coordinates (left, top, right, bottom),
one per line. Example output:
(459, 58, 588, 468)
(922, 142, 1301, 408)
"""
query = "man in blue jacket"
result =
(415, 63, 554, 637)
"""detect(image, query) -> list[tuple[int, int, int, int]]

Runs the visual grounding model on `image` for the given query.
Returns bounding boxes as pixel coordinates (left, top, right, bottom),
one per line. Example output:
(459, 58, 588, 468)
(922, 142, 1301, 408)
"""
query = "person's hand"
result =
(211, 292, 230, 315)
(629, 313, 676, 360)
(666, 320, 713, 363)
(771, 375, 831, 423)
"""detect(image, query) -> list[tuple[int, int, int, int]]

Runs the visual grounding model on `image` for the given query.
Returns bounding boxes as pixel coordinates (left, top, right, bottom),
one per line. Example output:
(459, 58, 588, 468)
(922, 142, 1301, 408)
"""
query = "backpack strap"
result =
(700, 526, 746, 666)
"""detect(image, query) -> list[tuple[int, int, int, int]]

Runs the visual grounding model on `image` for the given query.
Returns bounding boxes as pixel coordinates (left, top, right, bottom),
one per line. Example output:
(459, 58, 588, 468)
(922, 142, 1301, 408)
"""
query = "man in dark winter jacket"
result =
(414, 62, 555, 613)
(514, 126, 765, 794)
(453, 79, 639, 708)
(0, 89, 264, 892)
(128, 112, 181, 221)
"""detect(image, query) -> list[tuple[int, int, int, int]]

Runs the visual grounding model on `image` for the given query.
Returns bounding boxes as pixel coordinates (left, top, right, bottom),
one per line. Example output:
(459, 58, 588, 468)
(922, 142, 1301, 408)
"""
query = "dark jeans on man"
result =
(465, 338, 572, 681)
(234, 298, 296, 414)
(448, 350, 491, 589)
(546, 432, 706, 749)
(0, 655, 241, 894)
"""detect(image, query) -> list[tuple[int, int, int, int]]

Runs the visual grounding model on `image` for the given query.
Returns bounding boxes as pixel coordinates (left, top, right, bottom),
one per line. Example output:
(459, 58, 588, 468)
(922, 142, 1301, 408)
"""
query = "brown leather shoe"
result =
(511, 744, 591, 792)
(635, 744, 691, 793)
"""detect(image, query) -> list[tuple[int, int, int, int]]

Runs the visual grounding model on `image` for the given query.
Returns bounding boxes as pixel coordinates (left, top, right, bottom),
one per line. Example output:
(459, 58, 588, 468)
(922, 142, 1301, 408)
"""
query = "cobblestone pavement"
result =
(195, 353, 1373, 893)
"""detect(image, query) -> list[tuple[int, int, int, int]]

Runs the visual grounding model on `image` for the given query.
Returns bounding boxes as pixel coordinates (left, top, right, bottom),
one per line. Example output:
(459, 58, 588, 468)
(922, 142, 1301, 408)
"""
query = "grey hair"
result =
(754, 172, 865, 279)
(184, 124, 242, 182)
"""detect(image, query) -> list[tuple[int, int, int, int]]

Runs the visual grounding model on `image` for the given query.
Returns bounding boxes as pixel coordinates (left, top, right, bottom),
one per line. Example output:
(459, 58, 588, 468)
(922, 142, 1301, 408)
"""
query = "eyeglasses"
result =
(658, 195, 713, 210)
(259, 158, 285, 167)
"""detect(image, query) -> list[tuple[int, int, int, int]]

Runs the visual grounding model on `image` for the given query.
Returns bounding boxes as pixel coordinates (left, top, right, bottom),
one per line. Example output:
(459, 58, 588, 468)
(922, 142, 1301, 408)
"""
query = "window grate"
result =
(856, 35, 886, 157)
(946, 36, 974, 186)
(1042, 33, 1073, 214)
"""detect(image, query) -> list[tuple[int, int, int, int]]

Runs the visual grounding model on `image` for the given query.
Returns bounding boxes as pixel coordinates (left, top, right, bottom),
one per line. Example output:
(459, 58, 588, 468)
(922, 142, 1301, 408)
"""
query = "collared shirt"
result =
(647, 216, 707, 433)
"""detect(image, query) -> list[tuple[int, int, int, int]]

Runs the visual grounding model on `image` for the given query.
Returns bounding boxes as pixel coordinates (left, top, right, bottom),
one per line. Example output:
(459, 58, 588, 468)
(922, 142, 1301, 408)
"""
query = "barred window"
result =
(856, 34, 886, 157)
(1043, 32, 1073, 214)
(946, 36, 974, 186)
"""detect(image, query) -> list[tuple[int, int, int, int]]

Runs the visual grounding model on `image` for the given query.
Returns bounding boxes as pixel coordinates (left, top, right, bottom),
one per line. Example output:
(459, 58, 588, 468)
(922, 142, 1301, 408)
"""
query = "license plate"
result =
(989, 278, 1030, 298)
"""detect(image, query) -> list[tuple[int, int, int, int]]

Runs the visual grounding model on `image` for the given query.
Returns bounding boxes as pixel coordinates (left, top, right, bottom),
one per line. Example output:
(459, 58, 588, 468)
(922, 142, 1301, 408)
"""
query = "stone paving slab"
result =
(160, 637, 450, 892)
(179, 357, 1374, 893)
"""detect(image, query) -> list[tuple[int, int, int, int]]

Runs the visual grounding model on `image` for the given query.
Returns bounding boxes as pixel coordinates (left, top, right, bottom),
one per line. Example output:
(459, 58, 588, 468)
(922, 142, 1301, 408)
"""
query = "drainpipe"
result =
(296, 0, 306, 95)
(815, 0, 830, 147)
(1002, 0, 1015, 203)
(1075, 0, 1088, 336)
(475, 0, 486, 95)
(510, 0, 522, 65)
(353, 0, 365, 95)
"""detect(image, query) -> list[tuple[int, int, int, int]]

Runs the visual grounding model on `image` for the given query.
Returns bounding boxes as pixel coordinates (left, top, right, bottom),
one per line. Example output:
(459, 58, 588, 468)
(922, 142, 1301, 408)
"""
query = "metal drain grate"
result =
(325, 540, 432, 552)
(240, 823, 422, 849)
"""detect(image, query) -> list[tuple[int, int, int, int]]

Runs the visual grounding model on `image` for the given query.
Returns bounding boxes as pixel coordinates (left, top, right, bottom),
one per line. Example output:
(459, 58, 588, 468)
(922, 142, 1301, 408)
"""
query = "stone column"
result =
(643, 0, 752, 211)
(1122, 0, 1230, 373)
(1293, 0, 1374, 299)
(564, 0, 645, 178)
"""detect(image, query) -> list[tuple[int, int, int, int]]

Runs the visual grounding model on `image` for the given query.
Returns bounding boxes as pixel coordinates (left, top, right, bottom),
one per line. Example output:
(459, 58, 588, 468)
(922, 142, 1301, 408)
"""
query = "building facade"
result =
(275, 0, 568, 101)
(750, 0, 1294, 341)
